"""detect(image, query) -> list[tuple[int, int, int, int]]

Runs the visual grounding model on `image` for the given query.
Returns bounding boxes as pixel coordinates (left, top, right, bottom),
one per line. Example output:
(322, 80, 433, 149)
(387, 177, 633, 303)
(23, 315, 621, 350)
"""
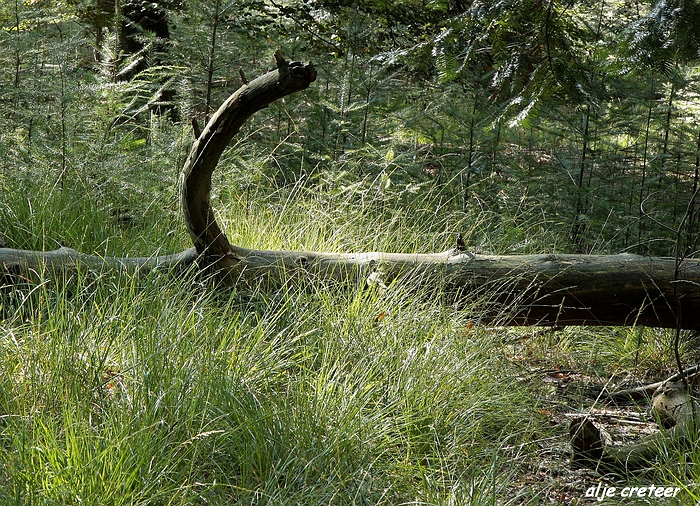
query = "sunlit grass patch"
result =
(0, 256, 549, 504)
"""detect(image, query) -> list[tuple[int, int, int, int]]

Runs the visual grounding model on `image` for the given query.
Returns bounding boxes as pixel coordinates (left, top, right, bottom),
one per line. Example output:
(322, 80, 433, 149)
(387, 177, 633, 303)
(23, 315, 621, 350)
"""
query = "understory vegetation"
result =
(3, 0, 700, 503)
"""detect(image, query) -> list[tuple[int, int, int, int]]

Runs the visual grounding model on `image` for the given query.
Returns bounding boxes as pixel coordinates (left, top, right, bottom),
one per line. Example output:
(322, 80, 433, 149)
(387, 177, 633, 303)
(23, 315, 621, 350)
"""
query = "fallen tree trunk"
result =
(2, 51, 700, 330)
(214, 247, 700, 330)
(4, 244, 700, 329)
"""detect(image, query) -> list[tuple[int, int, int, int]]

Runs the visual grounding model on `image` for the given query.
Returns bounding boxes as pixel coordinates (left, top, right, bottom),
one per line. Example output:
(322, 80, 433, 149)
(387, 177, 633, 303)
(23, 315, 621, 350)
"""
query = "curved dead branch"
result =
(180, 50, 317, 264)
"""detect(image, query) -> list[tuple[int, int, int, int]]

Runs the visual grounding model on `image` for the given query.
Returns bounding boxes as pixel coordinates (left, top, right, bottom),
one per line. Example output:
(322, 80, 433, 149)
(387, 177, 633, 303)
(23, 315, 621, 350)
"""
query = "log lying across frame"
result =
(3, 244, 700, 330)
(2, 51, 700, 331)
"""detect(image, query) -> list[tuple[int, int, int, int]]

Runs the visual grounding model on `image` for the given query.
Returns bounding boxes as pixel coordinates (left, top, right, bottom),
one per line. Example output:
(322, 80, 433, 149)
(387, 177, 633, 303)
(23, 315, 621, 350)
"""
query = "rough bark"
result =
(180, 50, 317, 261)
(0, 246, 198, 279)
(2, 52, 700, 330)
(4, 243, 700, 329)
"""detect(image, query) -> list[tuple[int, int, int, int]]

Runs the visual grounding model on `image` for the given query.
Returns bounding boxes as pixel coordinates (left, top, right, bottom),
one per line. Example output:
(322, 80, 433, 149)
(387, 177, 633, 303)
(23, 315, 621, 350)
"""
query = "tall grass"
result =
(0, 258, 547, 504)
(2, 127, 698, 505)
(0, 145, 551, 503)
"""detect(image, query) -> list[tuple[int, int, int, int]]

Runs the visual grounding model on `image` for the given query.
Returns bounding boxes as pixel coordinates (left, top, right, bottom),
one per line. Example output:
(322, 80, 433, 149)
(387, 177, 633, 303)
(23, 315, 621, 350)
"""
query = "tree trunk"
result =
(179, 50, 317, 262)
(207, 248, 700, 330)
(3, 53, 700, 330)
(4, 244, 700, 330)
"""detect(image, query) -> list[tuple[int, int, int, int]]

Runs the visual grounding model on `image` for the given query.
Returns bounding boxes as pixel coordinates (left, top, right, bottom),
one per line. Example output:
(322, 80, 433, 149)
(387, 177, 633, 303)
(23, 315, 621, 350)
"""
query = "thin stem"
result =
(205, 0, 222, 123)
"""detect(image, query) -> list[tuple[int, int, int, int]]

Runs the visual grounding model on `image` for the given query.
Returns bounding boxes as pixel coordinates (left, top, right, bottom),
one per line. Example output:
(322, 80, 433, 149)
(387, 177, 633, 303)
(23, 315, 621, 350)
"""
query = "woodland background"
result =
(2, 0, 700, 504)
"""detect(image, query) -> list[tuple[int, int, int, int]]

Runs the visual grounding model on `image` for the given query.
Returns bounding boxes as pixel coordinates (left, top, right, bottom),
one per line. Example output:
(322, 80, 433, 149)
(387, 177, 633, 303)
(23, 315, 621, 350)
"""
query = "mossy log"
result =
(2, 52, 700, 330)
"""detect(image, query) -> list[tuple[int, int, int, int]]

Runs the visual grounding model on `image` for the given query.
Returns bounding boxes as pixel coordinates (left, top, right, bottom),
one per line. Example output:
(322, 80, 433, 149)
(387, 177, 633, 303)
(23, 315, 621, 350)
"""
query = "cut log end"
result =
(569, 416, 607, 463)
(273, 50, 317, 89)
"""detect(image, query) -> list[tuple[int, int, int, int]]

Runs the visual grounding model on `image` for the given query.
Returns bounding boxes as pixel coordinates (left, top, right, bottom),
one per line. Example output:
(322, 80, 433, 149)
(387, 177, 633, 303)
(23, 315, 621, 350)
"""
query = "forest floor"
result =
(506, 328, 694, 505)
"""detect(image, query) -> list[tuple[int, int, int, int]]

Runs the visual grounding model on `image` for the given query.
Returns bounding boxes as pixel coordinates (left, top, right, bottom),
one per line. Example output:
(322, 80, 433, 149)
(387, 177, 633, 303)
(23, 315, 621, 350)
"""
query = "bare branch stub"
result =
(179, 53, 317, 267)
(190, 117, 202, 139)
